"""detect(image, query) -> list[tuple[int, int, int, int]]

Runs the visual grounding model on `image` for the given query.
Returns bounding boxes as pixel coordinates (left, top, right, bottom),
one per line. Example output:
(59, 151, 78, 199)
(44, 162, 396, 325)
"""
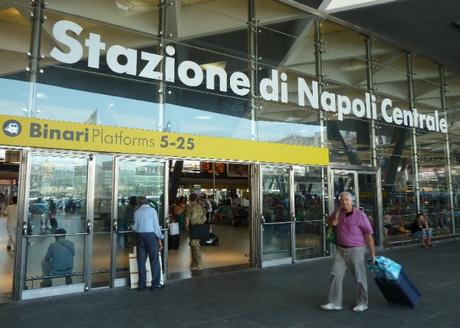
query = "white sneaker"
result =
(320, 303, 342, 311)
(41, 224, 46, 230)
(352, 304, 368, 312)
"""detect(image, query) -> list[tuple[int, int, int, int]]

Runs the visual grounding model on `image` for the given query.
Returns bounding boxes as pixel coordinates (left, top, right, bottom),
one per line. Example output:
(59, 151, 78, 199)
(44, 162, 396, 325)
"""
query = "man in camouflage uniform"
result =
(185, 193, 207, 271)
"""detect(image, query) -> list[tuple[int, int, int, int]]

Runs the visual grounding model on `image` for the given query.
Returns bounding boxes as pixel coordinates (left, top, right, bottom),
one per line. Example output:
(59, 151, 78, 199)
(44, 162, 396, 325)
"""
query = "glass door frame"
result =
(110, 155, 169, 288)
(259, 164, 295, 268)
(329, 167, 383, 248)
(18, 149, 95, 300)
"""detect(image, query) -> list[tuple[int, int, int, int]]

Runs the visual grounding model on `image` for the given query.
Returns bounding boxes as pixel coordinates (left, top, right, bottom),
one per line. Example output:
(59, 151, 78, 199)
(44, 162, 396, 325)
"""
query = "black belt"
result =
(338, 244, 355, 248)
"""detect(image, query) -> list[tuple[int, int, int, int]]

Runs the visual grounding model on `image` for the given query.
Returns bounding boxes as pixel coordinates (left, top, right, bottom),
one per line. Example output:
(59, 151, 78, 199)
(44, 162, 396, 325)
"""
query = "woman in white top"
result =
(3, 196, 17, 251)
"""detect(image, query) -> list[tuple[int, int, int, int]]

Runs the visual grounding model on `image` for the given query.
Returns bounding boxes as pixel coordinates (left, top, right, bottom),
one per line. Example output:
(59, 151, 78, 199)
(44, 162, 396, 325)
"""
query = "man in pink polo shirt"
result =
(321, 191, 376, 312)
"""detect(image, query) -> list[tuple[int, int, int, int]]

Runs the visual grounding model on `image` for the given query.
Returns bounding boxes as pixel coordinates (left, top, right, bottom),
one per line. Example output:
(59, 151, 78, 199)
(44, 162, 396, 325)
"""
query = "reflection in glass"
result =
(166, 86, 252, 140)
(28, 154, 88, 235)
(321, 21, 366, 87)
(115, 158, 165, 279)
(25, 234, 84, 290)
(166, 0, 247, 59)
(257, 16, 316, 75)
(37, 10, 162, 128)
(357, 173, 379, 244)
(327, 117, 371, 166)
(256, 71, 321, 144)
(332, 172, 355, 208)
(372, 41, 408, 100)
(262, 223, 291, 262)
(91, 155, 113, 287)
(0, 1, 32, 117)
(293, 166, 323, 260)
(262, 166, 290, 222)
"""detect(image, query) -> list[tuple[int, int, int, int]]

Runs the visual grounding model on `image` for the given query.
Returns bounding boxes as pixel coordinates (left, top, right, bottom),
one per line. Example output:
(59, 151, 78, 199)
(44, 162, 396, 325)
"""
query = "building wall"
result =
(0, 0, 457, 244)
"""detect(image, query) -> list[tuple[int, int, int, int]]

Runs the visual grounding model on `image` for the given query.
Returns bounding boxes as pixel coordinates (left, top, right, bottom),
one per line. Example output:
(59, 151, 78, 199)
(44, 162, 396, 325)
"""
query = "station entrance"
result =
(0, 146, 329, 301)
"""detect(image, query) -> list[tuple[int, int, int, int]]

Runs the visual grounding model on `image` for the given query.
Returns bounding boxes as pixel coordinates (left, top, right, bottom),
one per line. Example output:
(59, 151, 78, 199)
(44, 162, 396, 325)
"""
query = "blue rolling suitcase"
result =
(374, 270, 421, 307)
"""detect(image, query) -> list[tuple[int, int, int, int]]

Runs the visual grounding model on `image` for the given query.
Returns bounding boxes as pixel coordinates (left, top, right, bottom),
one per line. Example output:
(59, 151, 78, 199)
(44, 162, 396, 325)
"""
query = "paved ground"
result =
(1, 239, 460, 328)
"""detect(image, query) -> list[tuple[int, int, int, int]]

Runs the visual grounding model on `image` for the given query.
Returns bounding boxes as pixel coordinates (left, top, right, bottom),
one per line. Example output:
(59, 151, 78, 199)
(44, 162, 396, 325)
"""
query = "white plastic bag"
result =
(169, 222, 179, 235)
(372, 256, 402, 280)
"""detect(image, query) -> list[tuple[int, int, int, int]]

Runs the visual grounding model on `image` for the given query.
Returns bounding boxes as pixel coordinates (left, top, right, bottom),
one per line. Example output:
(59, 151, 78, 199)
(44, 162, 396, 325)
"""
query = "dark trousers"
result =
(136, 233, 160, 288)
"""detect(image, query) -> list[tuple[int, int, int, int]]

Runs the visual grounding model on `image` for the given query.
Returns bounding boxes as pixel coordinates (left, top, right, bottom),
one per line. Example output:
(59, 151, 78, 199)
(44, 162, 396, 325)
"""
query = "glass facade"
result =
(0, 0, 459, 300)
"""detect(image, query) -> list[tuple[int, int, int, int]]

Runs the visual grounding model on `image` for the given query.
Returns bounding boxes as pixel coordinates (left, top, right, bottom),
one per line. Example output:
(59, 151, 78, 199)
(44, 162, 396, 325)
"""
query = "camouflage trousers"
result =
(189, 239, 203, 270)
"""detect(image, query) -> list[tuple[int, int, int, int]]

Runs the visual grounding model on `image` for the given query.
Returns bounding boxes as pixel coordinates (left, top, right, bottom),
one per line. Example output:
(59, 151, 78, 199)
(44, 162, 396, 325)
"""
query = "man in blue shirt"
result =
(133, 196, 164, 291)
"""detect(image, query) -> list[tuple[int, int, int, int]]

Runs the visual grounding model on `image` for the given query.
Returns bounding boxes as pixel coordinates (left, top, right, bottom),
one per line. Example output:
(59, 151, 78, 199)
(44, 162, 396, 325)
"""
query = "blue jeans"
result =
(136, 233, 161, 288)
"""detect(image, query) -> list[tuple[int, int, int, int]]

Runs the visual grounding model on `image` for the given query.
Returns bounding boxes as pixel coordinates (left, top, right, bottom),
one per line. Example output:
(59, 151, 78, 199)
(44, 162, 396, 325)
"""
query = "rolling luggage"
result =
(369, 256, 421, 307)
(374, 270, 421, 307)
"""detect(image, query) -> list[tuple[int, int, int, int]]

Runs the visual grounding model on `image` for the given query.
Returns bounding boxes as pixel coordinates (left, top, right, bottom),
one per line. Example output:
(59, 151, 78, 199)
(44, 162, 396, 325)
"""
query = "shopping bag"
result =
(129, 246, 164, 289)
(368, 256, 402, 280)
(169, 222, 179, 235)
(326, 226, 337, 244)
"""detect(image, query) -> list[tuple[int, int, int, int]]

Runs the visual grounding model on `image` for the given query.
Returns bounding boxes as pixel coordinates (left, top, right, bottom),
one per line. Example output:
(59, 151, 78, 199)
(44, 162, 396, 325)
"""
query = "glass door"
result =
(330, 170, 380, 244)
(357, 173, 380, 245)
(91, 155, 114, 287)
(112, 157, 166, 287)
(22, 151, 90, 298)
(261, 165, 292, 267)
(293, 166, 325, 260)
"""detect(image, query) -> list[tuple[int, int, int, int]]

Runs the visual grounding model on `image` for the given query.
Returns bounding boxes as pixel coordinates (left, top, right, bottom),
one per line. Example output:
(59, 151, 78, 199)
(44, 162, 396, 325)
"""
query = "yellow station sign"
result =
(0, 115, 329, 166)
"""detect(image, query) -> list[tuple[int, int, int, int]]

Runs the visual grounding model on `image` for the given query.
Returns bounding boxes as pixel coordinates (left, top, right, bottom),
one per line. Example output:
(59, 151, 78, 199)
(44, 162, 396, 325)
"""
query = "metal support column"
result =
(314, 18, 329, 256)
(366, 36, 384, 248)
(13, 150, 29, 301)
(251, 164, 262, 268)
(157, 0, 168, 131)
(248, 0, 258, 140)
(26, 0, 46, 117)
(440, 65, 456, 234)
(407, 54, 421, 212)
(84, 155, 96, 291)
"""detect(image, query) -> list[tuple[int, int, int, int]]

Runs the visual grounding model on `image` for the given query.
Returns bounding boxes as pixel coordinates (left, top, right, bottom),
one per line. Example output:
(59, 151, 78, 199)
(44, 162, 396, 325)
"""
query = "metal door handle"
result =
(87, 220, 92, 234)
(22, 221, 28, 235)
(113, 219, 118, 232)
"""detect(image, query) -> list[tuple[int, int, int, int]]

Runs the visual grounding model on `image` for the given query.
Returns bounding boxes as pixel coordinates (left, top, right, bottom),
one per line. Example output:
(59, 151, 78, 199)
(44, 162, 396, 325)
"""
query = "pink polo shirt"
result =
(330, 208, 373, 247)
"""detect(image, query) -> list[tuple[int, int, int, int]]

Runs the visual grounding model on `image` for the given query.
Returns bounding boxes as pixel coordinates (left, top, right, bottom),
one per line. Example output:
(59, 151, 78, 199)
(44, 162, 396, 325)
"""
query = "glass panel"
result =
(323, 82, 371, 166)
(28, 154, 88, 235)
(293, 166, 323, 260)
(412, 56, 441, 108)
(115, 158, 164, 279)
(445, 66, 460, 231)
(164, 43, 252, 139)
(262, 165, 290, 222)
(372, 41, 408, 100)
(0, 1, 32, 117)
(321, 21, 367, 87)
(46, 0, 160, 35)
(24, 234, 85, 290)
(256, 0, 306, 29)
(37, 8, 161, 128)
(380, 157, 416, 243)
(256, 70, 321, 144)
(167, 0, 247, 60)
(357, 173, 379, 244)
(262, 222, 291, 262)
(256, 15, 316, 76)
(332, 171, 356, 208)
(25, 153, 87, 289)
(91, 154, 113, 287)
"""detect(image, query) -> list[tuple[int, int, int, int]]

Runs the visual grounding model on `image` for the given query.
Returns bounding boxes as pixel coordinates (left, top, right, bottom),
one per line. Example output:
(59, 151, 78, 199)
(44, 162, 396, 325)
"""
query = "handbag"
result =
(326, 226, 337, 244)
(326, 210, 340, 244)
